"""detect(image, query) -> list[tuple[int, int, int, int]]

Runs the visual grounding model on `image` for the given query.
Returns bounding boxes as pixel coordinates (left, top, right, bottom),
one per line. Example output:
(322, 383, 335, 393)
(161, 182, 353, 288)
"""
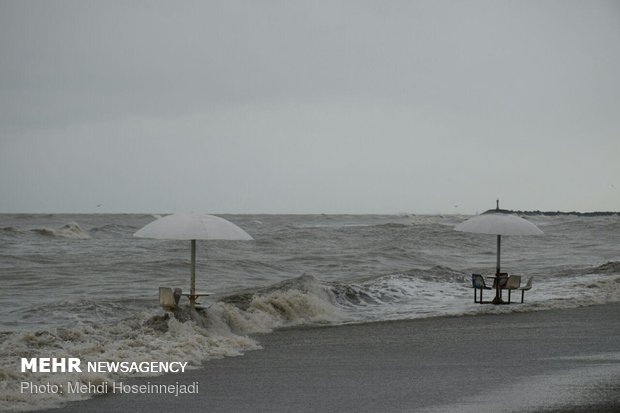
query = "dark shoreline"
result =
(38, 302, 620, 413)
(484, 209, 620, 217)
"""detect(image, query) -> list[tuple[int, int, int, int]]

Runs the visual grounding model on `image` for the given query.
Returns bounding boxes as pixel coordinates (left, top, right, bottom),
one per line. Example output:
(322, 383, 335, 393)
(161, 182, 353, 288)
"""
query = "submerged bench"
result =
(470, 274, 534, 304)
(159, 287, 182, 310)
(518, 277, 534, 303)
(471, 274, 492, 304)
(159, 287, 212, 310)
(503, 275, 534, 303)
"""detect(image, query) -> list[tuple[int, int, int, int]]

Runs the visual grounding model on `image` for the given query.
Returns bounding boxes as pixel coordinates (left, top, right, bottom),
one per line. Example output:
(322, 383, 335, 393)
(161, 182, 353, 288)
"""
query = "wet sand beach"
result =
(43, 302, 620, 413)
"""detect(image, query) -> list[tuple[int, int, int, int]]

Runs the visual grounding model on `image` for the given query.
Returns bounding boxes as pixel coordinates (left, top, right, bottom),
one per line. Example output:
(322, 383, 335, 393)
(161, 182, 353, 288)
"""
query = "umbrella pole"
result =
(493, 234, 504, 304)
(190, 239, 196, 309)
(496, 234, 501, 275)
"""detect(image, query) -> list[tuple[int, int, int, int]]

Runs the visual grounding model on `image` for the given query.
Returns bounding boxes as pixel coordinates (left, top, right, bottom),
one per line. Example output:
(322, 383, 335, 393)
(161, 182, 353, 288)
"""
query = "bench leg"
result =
(508, 289, 511, 304)
(521, 290, 525, 303)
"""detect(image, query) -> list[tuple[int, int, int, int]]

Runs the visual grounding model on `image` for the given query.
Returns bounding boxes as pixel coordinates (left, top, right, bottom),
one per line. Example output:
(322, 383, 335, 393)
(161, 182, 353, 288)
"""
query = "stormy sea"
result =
(1, 213, 619, 411)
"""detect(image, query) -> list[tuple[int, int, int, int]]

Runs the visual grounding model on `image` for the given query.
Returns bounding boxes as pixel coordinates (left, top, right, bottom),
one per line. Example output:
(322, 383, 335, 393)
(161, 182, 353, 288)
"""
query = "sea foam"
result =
(0, 274, 342, 412)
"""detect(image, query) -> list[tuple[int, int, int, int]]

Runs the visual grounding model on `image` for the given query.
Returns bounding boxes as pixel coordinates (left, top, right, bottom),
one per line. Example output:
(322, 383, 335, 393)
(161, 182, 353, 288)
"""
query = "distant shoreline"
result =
(1, 211, 619, 217)
(484, 209, 620, 217)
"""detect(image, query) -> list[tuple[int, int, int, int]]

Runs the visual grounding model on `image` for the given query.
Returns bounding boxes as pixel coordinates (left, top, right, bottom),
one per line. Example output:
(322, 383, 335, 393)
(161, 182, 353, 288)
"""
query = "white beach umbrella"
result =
(134, 213, 253, 308)
(454, 205, 543, 304)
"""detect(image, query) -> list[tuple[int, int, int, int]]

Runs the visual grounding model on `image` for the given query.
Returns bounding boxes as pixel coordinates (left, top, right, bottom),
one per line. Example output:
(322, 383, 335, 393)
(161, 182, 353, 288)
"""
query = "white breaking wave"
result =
(329, 267, 620, 322)
(215, 289, 343, 334)
(30, 222, 91, 240)
(0, 275, 343, 412)
(0, 311, 257, 412)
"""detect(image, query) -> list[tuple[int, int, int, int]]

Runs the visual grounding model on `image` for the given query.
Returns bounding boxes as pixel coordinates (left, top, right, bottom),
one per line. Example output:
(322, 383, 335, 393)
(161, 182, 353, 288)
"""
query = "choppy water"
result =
(1, 213, 619, 411)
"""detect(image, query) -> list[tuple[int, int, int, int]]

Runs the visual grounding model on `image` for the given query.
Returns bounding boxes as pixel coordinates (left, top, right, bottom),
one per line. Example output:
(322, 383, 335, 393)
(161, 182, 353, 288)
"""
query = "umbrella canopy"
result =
(134, 213, 253, 241)
(134, 213, 253, 308)
(455, 209, 543, 304)
(454, 213, 543, 236)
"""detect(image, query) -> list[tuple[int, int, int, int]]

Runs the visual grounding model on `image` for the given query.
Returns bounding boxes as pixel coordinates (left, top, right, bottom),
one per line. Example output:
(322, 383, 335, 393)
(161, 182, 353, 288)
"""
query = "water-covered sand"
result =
(43, 302, 620, 413)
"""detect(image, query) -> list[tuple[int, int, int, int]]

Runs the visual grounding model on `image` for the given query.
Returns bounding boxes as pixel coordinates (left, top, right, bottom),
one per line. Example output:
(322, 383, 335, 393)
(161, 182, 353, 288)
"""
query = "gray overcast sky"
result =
(1, 0, 619, 214)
